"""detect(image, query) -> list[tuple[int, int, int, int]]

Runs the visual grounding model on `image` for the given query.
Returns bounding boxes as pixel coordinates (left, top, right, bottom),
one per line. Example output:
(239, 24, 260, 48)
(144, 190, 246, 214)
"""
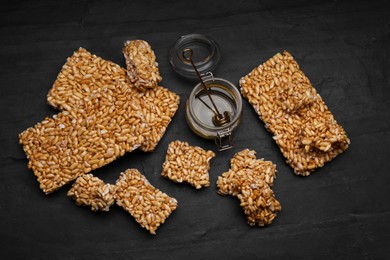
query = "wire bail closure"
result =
(182, 48, 231, 127)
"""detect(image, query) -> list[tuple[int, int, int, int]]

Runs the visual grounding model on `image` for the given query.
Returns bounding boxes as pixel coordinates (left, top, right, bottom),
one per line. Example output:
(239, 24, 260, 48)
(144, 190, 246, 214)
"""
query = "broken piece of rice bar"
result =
(123, 40, 162, 91)
(216, 149, 281, 226)
(115, 169, 178, 235)
(238, 180, 281, 226)
(161, 140, 216, 189)
(67, 174, 116, 212)
(240, 51, 350, 176)
(217, 149, 276, 196)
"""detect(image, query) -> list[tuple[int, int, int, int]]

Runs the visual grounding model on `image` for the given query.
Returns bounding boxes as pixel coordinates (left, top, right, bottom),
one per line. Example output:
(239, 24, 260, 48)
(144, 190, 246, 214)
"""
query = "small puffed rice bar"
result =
(123, 40, 162, 91)
(115, 169, 178, 235)
(240, 51, 350, 176)
(238, 180, 281, 226)
(67, 174, 116, 212)
(161, 140, 216, 189)
(217, 149, 276, 196)
(19, 48, 179, 194)
(217, 149, 281, 226)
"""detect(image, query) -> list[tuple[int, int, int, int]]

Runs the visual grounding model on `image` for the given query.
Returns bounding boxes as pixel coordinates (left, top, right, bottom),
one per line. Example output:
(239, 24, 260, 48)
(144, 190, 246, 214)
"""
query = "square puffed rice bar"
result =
(123, 40, 162, 91)
(217, 149, 281, 226)
(67, 174, 116, 212)
(240, 51, 350, 176)
(19, 48, 179, 194)
(115, 169, 178, 235)
(161, 140, 216, 189)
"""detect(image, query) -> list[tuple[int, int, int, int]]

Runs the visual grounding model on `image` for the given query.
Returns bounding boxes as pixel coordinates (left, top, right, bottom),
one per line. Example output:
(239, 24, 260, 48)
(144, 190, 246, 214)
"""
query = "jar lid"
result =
(169, 34, 221, 80)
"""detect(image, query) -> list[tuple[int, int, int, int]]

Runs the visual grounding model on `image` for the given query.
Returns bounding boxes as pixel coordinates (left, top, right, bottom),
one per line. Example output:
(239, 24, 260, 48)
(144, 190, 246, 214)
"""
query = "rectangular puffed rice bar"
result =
(19, 48, 179, 194)
(161, 140, 215, 189)
(115, 169, 178, 235)
(67, 173, 116, 212)
(240, 51, 350, 176)
(217, 149, 281, 226)
(123, 40, 162, 91)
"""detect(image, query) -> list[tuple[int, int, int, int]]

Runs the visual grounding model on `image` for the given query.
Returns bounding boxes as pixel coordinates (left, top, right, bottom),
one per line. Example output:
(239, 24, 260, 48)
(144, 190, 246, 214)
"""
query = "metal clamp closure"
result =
(200, 71, 214, 82)
(215, 128, 233, 151)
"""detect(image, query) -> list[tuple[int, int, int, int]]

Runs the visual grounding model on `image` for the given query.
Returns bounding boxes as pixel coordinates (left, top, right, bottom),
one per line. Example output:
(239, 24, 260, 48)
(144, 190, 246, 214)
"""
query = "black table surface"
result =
(1, 0, 390, 259)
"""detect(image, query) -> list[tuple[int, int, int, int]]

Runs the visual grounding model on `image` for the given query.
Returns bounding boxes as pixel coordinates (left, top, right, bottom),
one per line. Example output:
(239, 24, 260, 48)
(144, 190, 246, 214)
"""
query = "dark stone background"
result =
(1, 0, 389, 259)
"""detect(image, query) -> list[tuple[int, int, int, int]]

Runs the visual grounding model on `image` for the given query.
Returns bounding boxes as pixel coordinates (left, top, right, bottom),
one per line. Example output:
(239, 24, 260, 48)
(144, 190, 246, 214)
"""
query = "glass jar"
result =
(186, 73, 242, 150)
(170, 34, 242, 151)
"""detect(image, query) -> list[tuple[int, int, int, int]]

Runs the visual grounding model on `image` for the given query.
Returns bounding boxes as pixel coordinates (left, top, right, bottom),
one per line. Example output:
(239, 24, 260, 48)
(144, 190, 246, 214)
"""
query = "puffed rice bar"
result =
(123, 40, 162, 91)
(217, 149, 276, 196)
(46, 47, 179, 153)
(238, 180, 281, 226)
(67, 174, 116, 212)
(161, 140, 215, 189)
(217, 149, 281, 226)
(115, 169, 178, 235)
(19, 48, 179, 194)
(240, 51, 350, 176)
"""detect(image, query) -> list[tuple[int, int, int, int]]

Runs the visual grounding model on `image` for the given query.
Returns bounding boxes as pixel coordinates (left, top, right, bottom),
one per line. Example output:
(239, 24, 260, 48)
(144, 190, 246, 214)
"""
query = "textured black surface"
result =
(1, 0, 390, 259)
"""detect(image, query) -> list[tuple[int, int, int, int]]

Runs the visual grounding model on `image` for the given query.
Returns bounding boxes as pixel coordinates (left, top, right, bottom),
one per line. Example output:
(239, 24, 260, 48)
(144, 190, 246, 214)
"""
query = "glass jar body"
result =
(186, 77, 242, 151)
